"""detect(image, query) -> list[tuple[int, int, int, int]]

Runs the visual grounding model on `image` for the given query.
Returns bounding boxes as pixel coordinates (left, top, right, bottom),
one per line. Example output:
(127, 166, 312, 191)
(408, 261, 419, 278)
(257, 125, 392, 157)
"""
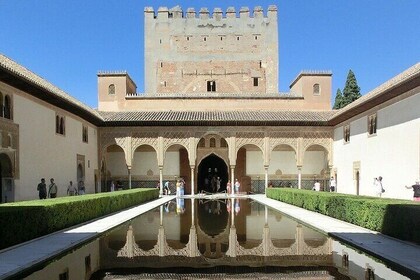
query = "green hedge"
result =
(0, 188, 159, 250)
(266, 188, 420, 244)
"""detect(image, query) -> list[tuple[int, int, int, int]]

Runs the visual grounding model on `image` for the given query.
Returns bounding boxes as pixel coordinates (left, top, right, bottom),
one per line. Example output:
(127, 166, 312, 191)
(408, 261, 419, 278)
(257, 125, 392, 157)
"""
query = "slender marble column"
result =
(190, 166, 195, 195)
(128, 167, 132, 189)
(159, 167, 163, 196)
(298, 167, 302, 189)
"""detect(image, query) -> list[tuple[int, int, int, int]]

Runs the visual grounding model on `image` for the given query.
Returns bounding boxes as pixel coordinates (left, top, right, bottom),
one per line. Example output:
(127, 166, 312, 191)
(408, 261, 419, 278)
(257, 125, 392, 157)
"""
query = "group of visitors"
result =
(110, 180, 123, 192)
(37, 178, 85, 199)
(225, 179, 241, 194)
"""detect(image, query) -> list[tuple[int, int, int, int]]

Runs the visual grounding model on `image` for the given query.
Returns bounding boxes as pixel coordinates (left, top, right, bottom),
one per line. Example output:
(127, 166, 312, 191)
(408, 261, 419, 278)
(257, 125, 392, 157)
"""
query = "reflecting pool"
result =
(23, 198, 410, 280)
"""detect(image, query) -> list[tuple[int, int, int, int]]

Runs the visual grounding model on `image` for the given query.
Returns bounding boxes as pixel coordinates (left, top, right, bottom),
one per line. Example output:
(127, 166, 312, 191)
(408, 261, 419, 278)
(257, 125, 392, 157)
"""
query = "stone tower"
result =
(144, 5, 278, 94)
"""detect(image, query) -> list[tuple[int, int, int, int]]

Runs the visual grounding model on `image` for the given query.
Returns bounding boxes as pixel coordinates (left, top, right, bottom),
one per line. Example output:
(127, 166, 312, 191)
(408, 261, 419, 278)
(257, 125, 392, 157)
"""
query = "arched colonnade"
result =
(99, 128, 333, 195)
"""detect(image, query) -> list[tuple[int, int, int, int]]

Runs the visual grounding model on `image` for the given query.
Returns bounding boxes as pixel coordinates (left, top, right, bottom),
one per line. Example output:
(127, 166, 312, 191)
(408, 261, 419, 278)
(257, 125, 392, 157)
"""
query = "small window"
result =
(255, 36, 258, 40)
(82, 125, 88, 143)
(210, 138, 216, 147)
(344, 125, 350, 143)
(56, 114, 65, 136)
(163, 81, 167, 87)
(237, 36, 240, 41)
(207, 80, 216, 92)
(186, 36, 190, 41)
(108, 84, 115, 95)
(159, 39, 162, 44)
(160, 62, 163, 68)
(253, 77, 259, 87)
(365, 267, 375, 280)
(342, 253, 349, 269)
(368, 113, 377, 135)
(4, 95, 11, 119)
(313, 84, 320, 95)
(204, 37, 207, 41)
(59, 270, 69, 280)
(85, 255, 91, 275)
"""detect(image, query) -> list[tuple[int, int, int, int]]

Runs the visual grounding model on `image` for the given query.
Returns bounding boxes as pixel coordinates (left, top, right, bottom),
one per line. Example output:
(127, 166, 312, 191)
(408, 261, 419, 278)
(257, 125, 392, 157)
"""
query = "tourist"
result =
(180, 178, 185, 196)
(78, 180, 85, 195)
(37, 178, 47, 199)
(110, 181, 115, 192)
(234, 179, 240, 194)
(313, 180, 320, 191)
(164, 181, 171, 195)
(67, 181, 77, 196)
(375, 176, 385, 197)
(405, 180, 420, 201)
(226, 180, 231, 194)
(176, 179, 181, 197)
(330, 176, 336, 192)
(216, 177, 221, 192)
(48, 178, 58, 198)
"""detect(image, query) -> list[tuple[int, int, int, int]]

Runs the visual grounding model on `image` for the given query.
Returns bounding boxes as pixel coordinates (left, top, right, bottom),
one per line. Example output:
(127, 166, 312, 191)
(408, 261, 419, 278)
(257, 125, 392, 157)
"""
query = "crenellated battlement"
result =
(144, 5, 277, 20)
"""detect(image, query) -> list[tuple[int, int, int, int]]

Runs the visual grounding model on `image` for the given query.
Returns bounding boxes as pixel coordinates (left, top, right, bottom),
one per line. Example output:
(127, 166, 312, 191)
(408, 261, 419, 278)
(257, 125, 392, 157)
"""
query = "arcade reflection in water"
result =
(100, 198, 332, 268)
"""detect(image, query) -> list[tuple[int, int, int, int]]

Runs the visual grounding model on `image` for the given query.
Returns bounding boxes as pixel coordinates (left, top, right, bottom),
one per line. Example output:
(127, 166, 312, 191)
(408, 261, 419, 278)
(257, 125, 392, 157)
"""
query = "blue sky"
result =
(1, 1, 419, 108)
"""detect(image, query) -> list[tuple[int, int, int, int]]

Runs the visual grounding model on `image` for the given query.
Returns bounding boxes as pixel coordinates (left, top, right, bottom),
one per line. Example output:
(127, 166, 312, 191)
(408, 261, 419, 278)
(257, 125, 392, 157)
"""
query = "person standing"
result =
(37, 178, 47, 199)
(313, 180, 321, 191)
(329, 176, 336, 192)
(226, 180, 231, 194)
(110, 181, 115, 192)
(78, 180, 85, 195)
(48, 178, 58, 198)
(405, 180, 420, 201)
(234, 179, 240, 194)
(67, 181, 77, 196)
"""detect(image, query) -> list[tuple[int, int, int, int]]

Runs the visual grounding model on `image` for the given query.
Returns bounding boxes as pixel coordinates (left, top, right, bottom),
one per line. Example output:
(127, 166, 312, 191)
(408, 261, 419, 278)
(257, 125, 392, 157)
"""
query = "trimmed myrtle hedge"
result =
(266, 188, 420, 244)
(0, 188, 159, 250)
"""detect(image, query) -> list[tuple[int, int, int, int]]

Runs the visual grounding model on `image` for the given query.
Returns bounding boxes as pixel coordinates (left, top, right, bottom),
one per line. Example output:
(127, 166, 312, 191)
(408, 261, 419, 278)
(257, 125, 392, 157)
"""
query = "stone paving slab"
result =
(252, 194, 420, 277)
(0, 196, 173, 280)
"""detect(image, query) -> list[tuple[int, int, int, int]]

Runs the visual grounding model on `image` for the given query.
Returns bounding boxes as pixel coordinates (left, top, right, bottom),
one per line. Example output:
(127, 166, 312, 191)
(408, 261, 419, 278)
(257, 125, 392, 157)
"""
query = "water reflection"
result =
(101, 199, 332, 268)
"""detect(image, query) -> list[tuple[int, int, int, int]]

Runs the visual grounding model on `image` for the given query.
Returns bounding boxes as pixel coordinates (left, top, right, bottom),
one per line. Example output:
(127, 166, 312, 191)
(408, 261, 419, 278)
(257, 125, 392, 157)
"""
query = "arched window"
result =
(210, 138, 216, 147)
(368, 114, 377, 135)
(344, 125, 350, 143)
(108, 84, 115, 95)
(313, 84, 320, 95)
(60, 117, 65, 135)
(0, 91, 3, 118)
(82, 125, 88, 143)
(4, 95, 11, 119)
(55, 115, 60, 133)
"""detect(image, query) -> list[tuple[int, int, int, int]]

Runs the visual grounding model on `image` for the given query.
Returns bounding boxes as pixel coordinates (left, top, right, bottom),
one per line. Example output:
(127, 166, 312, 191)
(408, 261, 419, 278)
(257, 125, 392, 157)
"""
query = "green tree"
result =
(342, 69, 361, 106)
(333, 88, 343, 109)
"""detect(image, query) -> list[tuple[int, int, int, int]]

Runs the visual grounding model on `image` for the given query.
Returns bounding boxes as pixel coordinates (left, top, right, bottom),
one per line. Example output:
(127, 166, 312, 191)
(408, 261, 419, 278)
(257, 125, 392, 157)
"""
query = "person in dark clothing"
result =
(37, 178, 47, 199)
(405, 180, 420, 201)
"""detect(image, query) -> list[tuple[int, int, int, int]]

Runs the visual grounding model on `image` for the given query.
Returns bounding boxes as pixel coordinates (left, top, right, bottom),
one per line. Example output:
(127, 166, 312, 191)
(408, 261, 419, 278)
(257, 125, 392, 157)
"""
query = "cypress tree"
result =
(342, 69, 361, 106)
(333, 88, 343, 109)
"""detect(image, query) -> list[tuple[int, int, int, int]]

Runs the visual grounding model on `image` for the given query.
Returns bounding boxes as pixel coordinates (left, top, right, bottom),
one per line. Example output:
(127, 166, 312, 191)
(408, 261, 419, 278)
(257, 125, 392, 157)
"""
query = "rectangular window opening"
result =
(253, 77, 259, 87)
(207, 81, 216, 92)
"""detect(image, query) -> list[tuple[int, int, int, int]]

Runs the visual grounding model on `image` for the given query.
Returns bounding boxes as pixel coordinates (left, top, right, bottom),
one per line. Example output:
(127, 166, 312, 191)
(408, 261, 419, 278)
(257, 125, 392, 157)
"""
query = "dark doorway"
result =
(0, 153, 13, 203)
(197, 154, 228, 193)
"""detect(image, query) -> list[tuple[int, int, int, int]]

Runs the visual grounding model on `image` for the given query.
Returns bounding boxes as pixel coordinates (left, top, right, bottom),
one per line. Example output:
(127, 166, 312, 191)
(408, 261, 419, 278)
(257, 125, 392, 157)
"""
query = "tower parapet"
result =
(144, 6, 277, 19)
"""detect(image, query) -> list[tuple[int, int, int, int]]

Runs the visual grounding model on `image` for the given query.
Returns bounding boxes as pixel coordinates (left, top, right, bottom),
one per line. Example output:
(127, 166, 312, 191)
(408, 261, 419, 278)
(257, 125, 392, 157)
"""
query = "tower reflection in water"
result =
(101, 198, 331, 268)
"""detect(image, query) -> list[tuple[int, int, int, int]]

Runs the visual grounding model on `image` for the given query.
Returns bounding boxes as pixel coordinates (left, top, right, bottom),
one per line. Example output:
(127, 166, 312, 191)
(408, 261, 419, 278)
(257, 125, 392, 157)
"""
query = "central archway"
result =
(197, 154, 228, 193)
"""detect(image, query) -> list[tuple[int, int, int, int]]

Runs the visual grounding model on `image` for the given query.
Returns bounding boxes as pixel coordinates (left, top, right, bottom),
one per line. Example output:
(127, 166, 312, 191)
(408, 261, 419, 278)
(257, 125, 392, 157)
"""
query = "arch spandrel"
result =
(131, 132, 159, 157)
(162, 131, 190, 154)
(301, 131, 333, 165)
(235, 132, 265, 155)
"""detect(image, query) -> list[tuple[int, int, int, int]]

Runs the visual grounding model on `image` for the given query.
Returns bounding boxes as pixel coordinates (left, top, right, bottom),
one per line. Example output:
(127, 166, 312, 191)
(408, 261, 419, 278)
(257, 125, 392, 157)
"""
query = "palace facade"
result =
(0, 5, 419, 202)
